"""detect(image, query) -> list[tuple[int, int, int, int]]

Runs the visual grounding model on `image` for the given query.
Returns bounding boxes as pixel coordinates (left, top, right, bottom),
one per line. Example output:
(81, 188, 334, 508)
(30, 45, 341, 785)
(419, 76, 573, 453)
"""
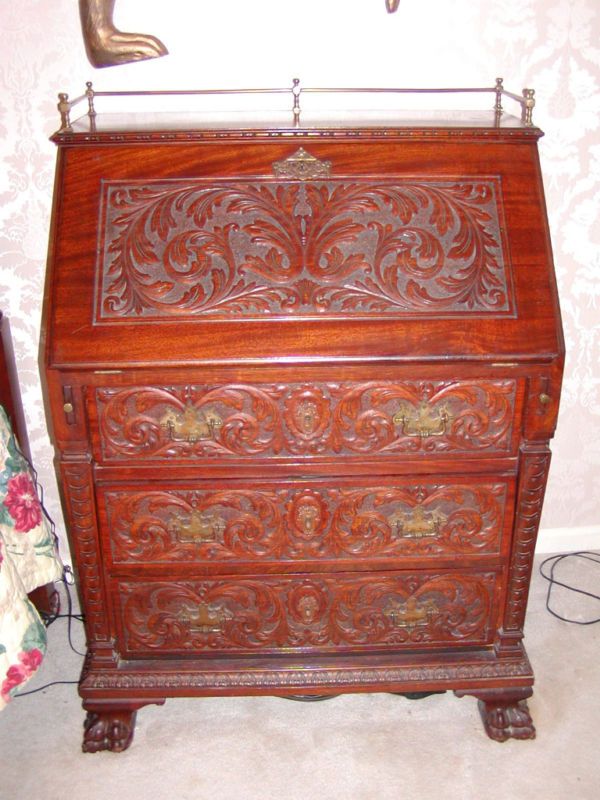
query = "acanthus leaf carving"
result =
(95, 380, 518, 462)
(118, 572, 497, 656)
(105, 481, 506, 564)
(97, 179, 513, 321)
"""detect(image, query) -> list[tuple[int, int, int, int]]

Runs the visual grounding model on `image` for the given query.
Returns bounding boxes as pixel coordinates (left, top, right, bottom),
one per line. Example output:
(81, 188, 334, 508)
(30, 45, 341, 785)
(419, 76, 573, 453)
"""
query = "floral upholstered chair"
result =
(0, 407, 62, 708)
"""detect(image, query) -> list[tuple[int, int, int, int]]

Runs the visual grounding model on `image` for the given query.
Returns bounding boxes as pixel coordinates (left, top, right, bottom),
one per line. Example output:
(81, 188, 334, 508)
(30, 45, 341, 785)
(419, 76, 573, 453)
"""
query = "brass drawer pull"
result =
(178, 602, 232, 633)
(383, 597, 439, 629)
(160, 403, 223, 443)
(389, 506, 446, 539)
(169, 511, 225, 543)
(392, 402, 451, 438)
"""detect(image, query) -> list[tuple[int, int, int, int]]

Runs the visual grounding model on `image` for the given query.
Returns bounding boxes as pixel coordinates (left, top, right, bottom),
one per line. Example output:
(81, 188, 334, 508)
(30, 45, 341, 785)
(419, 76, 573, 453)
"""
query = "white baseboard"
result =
(536, 525, 600, 554)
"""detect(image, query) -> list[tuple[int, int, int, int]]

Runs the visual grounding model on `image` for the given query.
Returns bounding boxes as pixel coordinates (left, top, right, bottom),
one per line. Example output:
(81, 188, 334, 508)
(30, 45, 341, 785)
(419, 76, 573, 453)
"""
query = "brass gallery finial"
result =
(79, 0, 168, 68)
(386, 0, 401, 11)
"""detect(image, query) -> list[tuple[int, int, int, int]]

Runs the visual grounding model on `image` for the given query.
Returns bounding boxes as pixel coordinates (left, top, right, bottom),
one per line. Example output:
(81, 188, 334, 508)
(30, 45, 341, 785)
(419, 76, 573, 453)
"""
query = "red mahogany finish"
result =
(42, 97, 563, 751)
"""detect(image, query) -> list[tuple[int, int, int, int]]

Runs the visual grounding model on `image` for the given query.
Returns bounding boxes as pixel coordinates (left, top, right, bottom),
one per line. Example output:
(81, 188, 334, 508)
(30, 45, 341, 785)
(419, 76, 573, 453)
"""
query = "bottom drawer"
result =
(115, 570, 502, 657)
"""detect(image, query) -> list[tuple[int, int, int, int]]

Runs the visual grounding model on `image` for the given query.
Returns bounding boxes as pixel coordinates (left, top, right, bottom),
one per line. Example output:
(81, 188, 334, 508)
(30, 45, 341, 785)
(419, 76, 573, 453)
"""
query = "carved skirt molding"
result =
(80, 655, 533, 694)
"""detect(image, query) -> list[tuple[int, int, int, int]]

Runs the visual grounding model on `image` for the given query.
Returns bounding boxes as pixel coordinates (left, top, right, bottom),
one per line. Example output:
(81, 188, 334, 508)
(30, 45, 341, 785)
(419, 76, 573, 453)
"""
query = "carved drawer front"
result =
(100, 478, 510, 566)
(91, 379, 520, 463)
(115, 570, 500, 658)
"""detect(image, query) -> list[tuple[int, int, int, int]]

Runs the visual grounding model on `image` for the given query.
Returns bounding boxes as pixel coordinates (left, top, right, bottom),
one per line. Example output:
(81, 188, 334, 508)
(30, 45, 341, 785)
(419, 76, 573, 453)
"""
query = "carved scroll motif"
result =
(119, 572, 497, 655)
(96, 179, 513, 321)
(104, 482, 507, 563)
(94, 380, 518, 462)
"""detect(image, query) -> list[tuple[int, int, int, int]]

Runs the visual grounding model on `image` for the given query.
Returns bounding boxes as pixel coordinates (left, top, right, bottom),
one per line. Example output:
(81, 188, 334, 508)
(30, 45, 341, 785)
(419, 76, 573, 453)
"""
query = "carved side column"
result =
(60, 456, 117, 668)
(495, 443, 551, 657)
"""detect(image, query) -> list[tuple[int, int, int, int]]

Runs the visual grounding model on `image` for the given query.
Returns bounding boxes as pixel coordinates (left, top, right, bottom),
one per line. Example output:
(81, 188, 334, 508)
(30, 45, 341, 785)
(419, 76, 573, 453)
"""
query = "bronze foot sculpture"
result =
(79, 0, 168, 68)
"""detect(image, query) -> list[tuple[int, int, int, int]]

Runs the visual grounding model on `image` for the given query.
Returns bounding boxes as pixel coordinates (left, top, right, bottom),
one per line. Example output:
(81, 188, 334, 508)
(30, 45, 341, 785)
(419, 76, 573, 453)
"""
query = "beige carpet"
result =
(1, 554, 599, 800)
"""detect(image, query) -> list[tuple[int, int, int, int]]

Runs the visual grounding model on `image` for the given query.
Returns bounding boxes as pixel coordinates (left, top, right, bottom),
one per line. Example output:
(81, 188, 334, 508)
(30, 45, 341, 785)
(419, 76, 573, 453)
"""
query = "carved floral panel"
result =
(93, 379, 518, 462)
(118, 571, 498, 655)
(103, 482, 508, 564)
(96, 178, 513, 321)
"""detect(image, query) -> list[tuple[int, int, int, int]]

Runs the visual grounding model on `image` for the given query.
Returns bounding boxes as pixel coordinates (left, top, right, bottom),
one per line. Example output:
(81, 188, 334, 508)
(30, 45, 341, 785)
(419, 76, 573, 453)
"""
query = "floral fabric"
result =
(0, 406, 62, 709)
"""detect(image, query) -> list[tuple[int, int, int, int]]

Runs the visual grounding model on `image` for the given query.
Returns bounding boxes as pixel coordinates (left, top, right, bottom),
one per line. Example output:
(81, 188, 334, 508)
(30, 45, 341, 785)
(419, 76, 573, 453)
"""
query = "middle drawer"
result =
(97, 474, 514, 570)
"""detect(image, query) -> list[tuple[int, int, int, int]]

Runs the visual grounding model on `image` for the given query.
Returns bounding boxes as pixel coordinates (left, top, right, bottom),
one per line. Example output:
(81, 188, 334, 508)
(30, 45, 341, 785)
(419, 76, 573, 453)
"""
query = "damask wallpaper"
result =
(0, 0, 598, 560)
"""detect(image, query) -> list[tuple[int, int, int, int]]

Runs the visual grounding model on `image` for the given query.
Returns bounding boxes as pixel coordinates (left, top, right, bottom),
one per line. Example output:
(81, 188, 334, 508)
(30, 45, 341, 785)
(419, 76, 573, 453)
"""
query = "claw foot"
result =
(455, 688, 536, 742)
(478, 698, 536, 742)
(83, 709, 137, 753)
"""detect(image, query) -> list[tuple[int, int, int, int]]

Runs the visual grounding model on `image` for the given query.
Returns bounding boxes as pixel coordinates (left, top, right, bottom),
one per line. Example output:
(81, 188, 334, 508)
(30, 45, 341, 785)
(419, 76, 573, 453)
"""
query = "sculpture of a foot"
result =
(79, 0, 168, 68)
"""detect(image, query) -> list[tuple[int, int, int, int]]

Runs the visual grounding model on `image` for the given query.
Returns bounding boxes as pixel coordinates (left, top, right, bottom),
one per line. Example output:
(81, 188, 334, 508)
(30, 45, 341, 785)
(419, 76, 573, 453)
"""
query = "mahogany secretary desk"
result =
(42, 81, 563, 752)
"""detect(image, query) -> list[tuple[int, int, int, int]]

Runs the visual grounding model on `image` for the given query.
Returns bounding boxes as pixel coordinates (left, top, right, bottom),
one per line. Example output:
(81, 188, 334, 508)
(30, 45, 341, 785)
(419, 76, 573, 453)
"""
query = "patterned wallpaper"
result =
(0, 0, 598, 561)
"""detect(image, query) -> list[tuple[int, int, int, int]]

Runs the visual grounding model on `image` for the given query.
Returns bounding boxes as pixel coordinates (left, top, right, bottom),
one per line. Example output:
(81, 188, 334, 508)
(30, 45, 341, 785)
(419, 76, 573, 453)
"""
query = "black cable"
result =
(13, 680, 80, 697)
(539, 551, 600, 625)
(57, 570, 87, 658)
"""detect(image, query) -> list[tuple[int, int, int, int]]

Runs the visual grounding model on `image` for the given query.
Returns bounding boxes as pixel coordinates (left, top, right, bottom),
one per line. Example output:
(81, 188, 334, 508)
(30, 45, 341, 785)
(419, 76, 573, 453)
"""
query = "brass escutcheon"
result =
(272, 148, 332, 180)
(392, 402, 451, 438)
(297, 504, 319, 535)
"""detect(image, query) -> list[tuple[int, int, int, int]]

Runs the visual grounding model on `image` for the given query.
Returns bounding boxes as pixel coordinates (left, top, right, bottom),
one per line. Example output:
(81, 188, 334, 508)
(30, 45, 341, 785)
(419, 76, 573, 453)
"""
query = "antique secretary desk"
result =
(42, 80, 563, 752)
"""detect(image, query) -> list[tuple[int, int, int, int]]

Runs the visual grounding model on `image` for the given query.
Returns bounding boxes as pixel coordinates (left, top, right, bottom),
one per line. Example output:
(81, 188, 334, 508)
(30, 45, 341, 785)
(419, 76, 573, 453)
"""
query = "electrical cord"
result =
(41, 568, 86, 657)
(539, 551, 600, 625)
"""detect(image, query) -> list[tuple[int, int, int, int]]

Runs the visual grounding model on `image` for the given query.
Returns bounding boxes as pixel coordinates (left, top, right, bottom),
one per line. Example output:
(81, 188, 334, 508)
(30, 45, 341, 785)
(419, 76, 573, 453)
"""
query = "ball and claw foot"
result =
(82, 709, 137, 753)
(455, 688, 536, 742)
(478, 698, 536, 742)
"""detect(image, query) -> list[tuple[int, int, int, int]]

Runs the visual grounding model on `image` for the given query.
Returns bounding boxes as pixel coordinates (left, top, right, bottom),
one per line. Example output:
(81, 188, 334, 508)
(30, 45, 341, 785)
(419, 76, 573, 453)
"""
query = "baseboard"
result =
(536, 525, 600, 554)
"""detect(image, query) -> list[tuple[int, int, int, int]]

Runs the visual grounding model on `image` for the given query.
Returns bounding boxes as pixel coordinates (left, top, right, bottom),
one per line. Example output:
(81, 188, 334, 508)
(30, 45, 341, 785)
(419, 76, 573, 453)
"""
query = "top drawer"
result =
(88, 378, 522, 465)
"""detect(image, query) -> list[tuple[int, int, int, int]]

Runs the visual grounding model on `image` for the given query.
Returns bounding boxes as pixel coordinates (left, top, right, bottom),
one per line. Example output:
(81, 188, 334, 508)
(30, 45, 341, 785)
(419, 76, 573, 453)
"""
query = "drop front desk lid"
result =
(43, 82, 563, 370)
